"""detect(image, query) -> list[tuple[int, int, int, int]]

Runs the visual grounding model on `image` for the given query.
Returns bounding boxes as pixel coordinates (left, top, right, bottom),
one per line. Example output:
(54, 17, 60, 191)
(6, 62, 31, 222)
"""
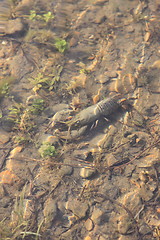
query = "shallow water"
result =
(0, 0, 160, 239)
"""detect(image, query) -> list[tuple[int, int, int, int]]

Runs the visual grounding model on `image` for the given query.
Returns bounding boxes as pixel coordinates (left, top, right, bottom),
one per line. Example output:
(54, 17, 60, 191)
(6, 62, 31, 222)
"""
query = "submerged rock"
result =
(66, 198, 89, 219)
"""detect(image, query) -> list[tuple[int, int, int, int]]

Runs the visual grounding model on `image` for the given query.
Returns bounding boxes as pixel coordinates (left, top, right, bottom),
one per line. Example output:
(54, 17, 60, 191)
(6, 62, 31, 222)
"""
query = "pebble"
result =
(105, 153, 118, 168)
(138, 182, 154, 201)
(38, 133, 60, 148)
(5, 18, 26, 35)
(84, 236, 92, 240)
(59, 165, 73, 177)
(98, 126, 117, 149)
(95, 10, 106, 24)
(98, 237, 107, 240)
(80, 168, 97, 179)
(84, 218, 94, 231)
(9, 53, 33, 79)
(118, 235, 138, 240)
(137, 149, 159, 167)
(66, 198, 89, 219)
(0, 196, 11, 208)
(125, 25, 135, 33)
(94, 0, 109, 5)
(6, 146, 23, 171)
(9, 146, 23, 159)
(120, 191, 142, 214)
(98, 74, 110, 84)
(91, 207, 104, 225)
(1, 118, 14, 132)
(0, 129, 10, 144)
(0, 170, 19, 185)
(118, 215, 133, 235)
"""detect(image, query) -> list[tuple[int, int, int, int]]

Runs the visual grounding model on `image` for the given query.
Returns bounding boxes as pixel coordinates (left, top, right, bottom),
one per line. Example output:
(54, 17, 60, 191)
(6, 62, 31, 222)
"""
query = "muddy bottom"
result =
(0, 0, 160, 240)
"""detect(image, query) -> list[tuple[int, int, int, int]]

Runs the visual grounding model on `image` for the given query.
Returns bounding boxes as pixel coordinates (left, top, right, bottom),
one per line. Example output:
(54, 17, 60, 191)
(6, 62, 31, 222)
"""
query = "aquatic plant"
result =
(13, 135, 30, 145)
(7, 98, 45, 133)
(39, 142, 56, 158)
(29, 10, 54, 23)
(1, 83, 9, 96)
(54, 38, 68, 53)
(0, 77, 15, 99)
(8, 103, 24, 126)
(43, 11, 54, 23)
(29, 66, 63, 91)
(29, 98, 45, 115)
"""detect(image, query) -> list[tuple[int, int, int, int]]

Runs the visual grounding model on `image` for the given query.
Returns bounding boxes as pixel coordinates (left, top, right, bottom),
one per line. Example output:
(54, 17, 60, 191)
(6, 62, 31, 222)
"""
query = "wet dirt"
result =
(0, 0, 160, 240)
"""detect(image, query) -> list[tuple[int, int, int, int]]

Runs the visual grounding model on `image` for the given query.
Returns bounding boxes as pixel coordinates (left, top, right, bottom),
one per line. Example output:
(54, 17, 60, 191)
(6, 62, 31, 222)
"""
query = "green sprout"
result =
(7, 101, 42, 133)
(79, 68, 90, 74)
(29, 10, 54, 23)
(54, 38, 68, 53)
(8, 103, 24, 125)
(29, 98, 45, 115)
(0, 76, 15, 99)
(1, 83, 9, 96)
(39, 142, 56, 158)
(29, 10, 37, 21)
(29, 66, 63, 91)
(13, 135, 30, 145)
(43, 11, 54, 23)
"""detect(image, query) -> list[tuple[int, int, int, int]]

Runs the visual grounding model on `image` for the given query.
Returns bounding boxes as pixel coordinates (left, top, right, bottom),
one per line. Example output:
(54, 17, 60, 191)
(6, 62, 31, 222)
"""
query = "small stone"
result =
(84, 236, 92, 240)
(125, 25, 135, 33)
(80, 168, 97, 179)
(0, 196, 11, 208)
(5, 18, 26, 35)
(94, 10, 106, 24)
(138, 183, 154, 201)
(99, 236, 107, 240)
(137, 148, 159, 167)
(91, 207, 103, 225)
(43, 198, 57, 228)
(139, 171, 149, 183)
(84, 218, 94, 231)
(1, 118, 14, 132)
(66, 198, 89, 219)
(59, 165, 73, 177)
(0, 129, 10, 144)
(9, 146, 23, 159)
(120, 191, 142, 215)
(6, 146, 23, 172)
(0, 170, 19, 185)
(98, 74, 110, 84)
(106, 71, 118, 78)
(106, 153, 118, 168)
(118, 215, 133, 235)
(38, 133, 60, 147)
(118, 235, 138, 240)
(94, 0, 108, 5)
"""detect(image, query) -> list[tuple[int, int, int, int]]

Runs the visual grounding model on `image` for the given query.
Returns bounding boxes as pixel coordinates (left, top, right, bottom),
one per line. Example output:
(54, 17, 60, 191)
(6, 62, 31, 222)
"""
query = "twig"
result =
(104, 138, 160, 171)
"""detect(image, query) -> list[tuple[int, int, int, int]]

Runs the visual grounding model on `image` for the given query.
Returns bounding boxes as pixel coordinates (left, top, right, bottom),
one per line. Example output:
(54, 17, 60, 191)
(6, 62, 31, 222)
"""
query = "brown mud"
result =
(0, 0, 160, 239)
